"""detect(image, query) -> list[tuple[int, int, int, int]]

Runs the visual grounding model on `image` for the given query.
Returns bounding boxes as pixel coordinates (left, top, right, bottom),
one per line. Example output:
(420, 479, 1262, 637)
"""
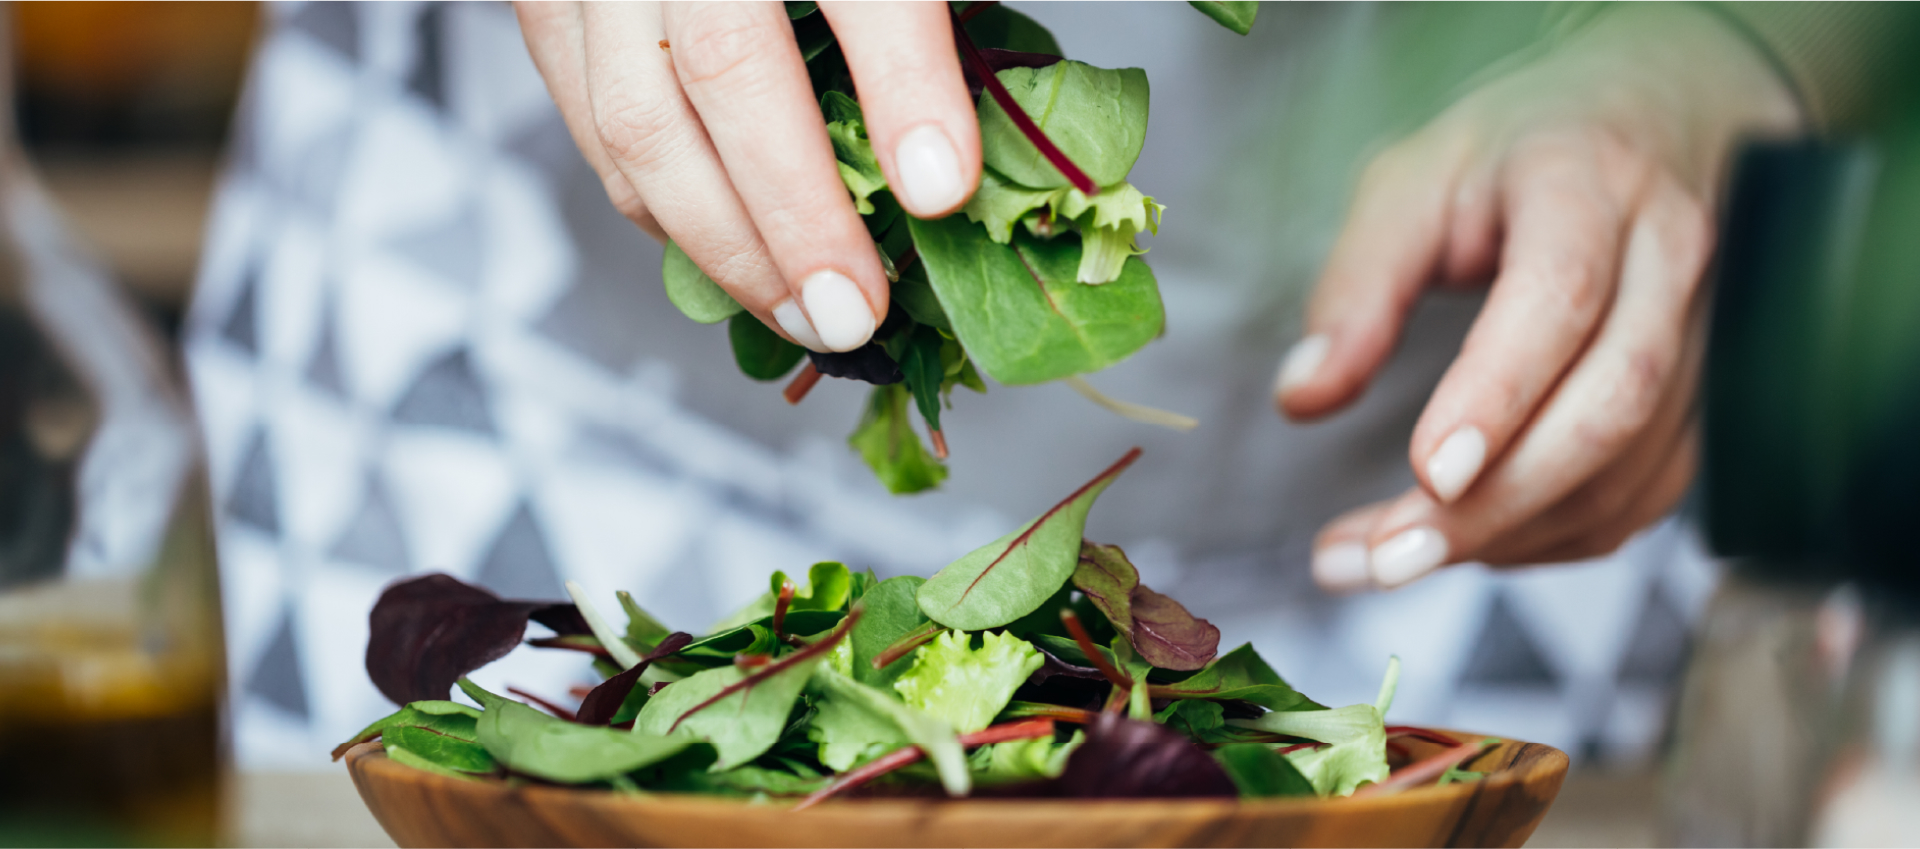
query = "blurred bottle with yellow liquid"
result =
(0, 94, 225, 849)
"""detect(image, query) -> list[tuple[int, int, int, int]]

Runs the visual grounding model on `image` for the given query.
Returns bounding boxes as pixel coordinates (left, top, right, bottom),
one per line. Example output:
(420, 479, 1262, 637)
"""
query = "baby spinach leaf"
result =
(729, 313, 806, 381)
(663, 764, 828, 797)
(883, 323, 949, 431)
(908, 215, 1164, 386)
(1237, 704, 1389, 798)
(632, 661, 818, 771)
(458, 679, 695, 784)
(976, 61, 1149, 190)
(850, 384, 948, 494)
(892, 261, 951, 332)
(1057, 712, 1237, 798)
(331, 700, 481, 760)
(1148, 643, 1318, 711)
(784, 1, 817, 20)
(365, 573, 582, 705)
(960, 4, 1062, 55)
(917, 448, 1141, 630)
(662, 241, 743, 324)
(893, 630, 1045, 733)
(808, 666, 970, 796)
(773, 561, 853, 613)
(674, 611, 842, 667)
(384, 724, 496, 774)
(385, 743, 483, 781)
(1214, 743, 1315, 798)
(849, 576, 930, 689)
(1188, 1, 1259, 35)
(1154, 699, 1226, 740)
(576, 632, 693, 725)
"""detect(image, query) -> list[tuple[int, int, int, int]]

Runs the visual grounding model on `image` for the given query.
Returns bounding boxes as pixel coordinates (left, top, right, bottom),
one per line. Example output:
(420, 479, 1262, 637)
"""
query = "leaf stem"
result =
(525, 636, 610, 658)
(1059, 609, 1133, 691)
(784, 362, 822, 405)
(871, 620, 947, 670)
(669, 607, 862, 733)
(948, 6, 1097, 195)
(1385, 726, 1460, 747)
(1350, 740, 1490, 797)
(772, 580, 796, 641)
(929, 429, 949, 460)
(507, 687, 578, 722)
(792, 718, 1055, 810)
(1000, 701, 1099, 724)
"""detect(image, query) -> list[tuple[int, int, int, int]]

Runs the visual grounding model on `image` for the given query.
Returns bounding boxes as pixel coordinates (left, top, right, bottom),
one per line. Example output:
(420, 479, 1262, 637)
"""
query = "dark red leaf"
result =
(575, 632, 693, 725)
(1057, 712, 1238, 799)
(1127, 585, 1220, 671)
(364, 573, 580, 705)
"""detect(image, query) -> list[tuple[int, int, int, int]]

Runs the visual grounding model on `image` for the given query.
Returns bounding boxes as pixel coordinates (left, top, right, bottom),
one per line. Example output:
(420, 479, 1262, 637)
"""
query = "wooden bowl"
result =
(344, 731, 1566, 848)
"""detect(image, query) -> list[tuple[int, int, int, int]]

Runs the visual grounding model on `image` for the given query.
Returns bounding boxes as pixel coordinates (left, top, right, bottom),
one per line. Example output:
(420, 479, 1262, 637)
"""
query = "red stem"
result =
(1277, 741, 1325, 755)
(1001, 703, 1098, 724)
(772, 580, 796, 640)
(948, 6, 1096, 195)
(669, 608, 862, 733)
(792, 718, 1055, 810)
(784, 362, 822, 405)
(526, 636, 610, 657)
(1386, 726, 1460, 747)
(929, 429, 949, 460)
(1060, 609, 1132, 690)
(1351, 742, 1489, 798)
(871, 620, 946, 670)
(507, 687, 578, 722)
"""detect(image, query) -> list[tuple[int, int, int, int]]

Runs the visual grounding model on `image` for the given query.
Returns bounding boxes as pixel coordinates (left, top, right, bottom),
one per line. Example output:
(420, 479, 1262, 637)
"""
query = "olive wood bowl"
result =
(344, 730, 1566, 848)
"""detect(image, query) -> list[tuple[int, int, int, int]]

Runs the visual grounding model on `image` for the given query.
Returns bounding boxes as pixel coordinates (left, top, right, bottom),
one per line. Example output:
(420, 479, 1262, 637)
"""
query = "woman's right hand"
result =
(514, 1, 982, 353)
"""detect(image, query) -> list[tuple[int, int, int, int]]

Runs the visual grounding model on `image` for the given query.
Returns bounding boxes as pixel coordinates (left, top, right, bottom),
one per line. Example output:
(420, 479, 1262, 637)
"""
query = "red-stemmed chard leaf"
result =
(1073, 541, 1220, 671)
(791, 718, 1056, 810)
(365, 573, 583, 705)
(917, 448, 1141, 630)
(1058, 711, 1238, 799)
(669, 607, 862, 733)
(574, 632, 693, 726)
(949, 6, 1096, 195)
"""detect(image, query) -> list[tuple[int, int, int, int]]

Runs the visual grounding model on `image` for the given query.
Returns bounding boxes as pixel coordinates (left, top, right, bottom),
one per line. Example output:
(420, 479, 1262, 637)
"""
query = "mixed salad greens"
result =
(335, 448, 1496, 804)
(662, 1, 1255, 494)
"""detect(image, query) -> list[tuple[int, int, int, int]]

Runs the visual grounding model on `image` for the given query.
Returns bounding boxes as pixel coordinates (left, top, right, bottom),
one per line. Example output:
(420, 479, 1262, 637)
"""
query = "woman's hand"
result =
(515, 1, 981, 353)
(1277, 5, 1805, 591)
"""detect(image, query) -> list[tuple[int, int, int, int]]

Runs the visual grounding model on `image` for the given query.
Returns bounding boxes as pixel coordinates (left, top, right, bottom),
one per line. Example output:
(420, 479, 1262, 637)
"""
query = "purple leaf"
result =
(1058, 712, 1238, 798)
(574, 632, 693, 726)
(1073, 541, 1219, 671)
(365, 573, 580, 705)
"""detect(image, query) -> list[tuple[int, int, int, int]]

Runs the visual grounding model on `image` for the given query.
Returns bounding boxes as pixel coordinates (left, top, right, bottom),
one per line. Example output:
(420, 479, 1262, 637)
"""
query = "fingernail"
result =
(1370, 526, 1448, 588)
(893, 124, 965, 215)
(772, 298, 827, 352)
(1313, 542, 1371, 593)
(1426, 426, 1487, 503)
(1275, 334, 1330, 396)
(800, 270, 876, 352)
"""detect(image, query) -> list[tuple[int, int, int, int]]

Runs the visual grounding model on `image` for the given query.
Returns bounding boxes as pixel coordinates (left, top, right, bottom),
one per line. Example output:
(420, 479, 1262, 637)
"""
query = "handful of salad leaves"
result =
(336, 447, 1494, 804)
(662, 2, 1256, 495)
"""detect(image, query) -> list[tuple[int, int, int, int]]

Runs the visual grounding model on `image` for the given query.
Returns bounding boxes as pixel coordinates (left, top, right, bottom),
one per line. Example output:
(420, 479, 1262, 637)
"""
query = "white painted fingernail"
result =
(1370, 526, 1448, 588)
(800, 270, 876, 352)
(772, 298, 827, 353)
(1275, 334, 1330, 396)
(1426, 426, 1487, 503)
(893, 124, 965, 215)
(1313, 542, 1371, 593)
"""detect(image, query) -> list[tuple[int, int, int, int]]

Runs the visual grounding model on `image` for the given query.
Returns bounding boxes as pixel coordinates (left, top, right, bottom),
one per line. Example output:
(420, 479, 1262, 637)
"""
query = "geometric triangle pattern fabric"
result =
(406, 4, 447, 114)
(220, 266, 261, 355)
(305, 300, 350, 399)
(1616, 582, 1692, 685)
(246, 605, 311, 720)
(328, 476, 411, 575)
(1458, 589, 1561, 688)
(288, 0, 360, 64)
(472, 502, 566, 601)
(391, 348, 495, 435)
(226, 428, 281, 534)
(395, 207, 482, 290)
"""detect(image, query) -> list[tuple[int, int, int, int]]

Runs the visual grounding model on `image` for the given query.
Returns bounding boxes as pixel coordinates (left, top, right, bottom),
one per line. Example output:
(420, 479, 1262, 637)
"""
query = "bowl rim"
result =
(343, 728, 1567, 813)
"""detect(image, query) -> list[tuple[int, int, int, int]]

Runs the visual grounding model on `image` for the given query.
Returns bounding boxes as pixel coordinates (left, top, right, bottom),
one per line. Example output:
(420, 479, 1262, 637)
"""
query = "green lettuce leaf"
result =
(916, 449, 1140, 630)
(892, 630, 1044, 733)
(728, 313, 806, 381)
(850, 384, 948, 494)
(907, 214, 1164, 386)
(617, 591, 673, 652)
(631, 651, 825, 770)
(807, 666, 970, 795)
(1233, 704, 1389, 798)
(977, 61, 1149, 190)
(962, 174, 1165, 286)
(821, 91, 887, 214)
(662, 241, 743, 324)
(969, 731, 1084, 785)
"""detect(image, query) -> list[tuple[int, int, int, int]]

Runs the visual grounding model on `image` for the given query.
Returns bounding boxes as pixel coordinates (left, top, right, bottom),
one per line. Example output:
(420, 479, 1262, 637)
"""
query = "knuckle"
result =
(594, 96, 689, 175)
(672, 7, 784, 94)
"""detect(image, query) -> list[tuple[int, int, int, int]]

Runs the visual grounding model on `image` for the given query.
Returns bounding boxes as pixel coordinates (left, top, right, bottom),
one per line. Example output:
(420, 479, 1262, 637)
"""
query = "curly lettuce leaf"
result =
(969, 731, 1084, 785)
(892, 630, 1044, 733)
(1232, 704, 1390, 798)
(807, 666, 969, 795)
